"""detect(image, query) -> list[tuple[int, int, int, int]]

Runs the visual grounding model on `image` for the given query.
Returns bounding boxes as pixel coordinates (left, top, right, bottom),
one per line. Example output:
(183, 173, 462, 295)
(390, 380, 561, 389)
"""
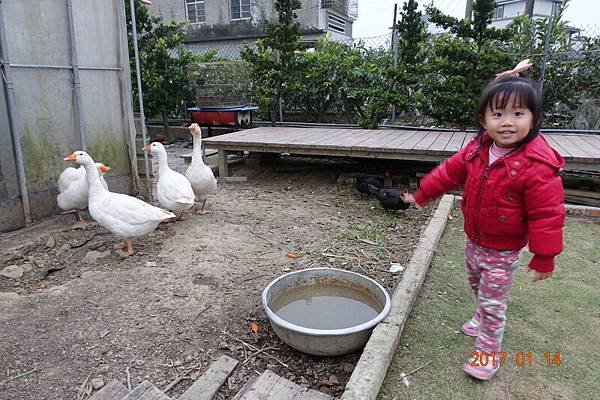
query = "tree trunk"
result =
(270, 104, 277, 126)
(162, 111, 173, 141)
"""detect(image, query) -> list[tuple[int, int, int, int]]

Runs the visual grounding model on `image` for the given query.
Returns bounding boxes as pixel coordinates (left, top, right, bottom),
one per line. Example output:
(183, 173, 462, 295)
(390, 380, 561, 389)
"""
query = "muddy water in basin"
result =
(269, 284, 382, 330)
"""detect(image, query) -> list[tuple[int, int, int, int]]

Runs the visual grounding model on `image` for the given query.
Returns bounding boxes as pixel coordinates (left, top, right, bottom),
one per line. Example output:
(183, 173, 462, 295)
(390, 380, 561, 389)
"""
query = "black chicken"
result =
(367, 184, 410, 212)
(352, 172, 391, 195)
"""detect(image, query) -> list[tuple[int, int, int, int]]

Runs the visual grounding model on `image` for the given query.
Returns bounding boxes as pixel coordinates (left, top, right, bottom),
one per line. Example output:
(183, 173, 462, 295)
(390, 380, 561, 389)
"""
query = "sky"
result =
(353, 0, 600, 38)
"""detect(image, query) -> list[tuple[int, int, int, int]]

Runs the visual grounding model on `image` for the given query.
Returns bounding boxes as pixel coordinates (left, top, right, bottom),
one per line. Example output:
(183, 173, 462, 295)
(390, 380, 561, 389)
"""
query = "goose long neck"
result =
(192, 133, 205, 166)
(82, 161, 106, 195)
(156, 149, 170, 172)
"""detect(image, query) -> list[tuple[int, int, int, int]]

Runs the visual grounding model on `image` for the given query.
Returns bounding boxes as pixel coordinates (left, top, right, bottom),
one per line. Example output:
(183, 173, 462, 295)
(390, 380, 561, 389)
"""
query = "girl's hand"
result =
(529, 269, 553, 282)
(402, 192, 422, 210)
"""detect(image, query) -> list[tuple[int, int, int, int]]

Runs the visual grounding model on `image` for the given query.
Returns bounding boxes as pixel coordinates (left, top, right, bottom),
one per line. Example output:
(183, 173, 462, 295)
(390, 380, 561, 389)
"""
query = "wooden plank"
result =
(231, 376, 258, 400)
(236, 370, 280, 399)
(441, 131, 465, 152)
(565, 194, 600, 207)
(90, 380, 129, 400)
(580, 135, 600, 161)
(354, 129, 410, 151)
(338, 129, 394, 151)
(205, 127, 293, 147)
(203, 128, 268, 143)
(311, 129, 373, 150)
(256, 128, 316, 145)
(120, 381, 170, 400)
(378, 130, 421, 151)
(263, 371, 298, 398)
(298, 129, 354, 148)
(227, 127, 298, 148)
(179, 355, 239, 400)
(411, 131, 442, 151)
(460, 132, 477, 149)
(544, 134, 573, 161)
(565, 188, 600, 200)
(201, 127, 600, 171)
(396, 130, 428, 150)
(552, 134, 594, 162)
(564, 134, 600, 162)
(428, 131, 453, 154)
(293, 387, 334, 400)
(235, 370, 333, 400)
(285, 128, 340, 145)
(226, 128, 345, 151)
(217, 149, 229, 177)
(350, 129, 392, 148)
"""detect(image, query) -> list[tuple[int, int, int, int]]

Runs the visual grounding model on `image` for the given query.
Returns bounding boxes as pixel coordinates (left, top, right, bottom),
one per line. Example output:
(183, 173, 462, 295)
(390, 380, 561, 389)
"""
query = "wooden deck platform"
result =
(202, 127, 600, 176)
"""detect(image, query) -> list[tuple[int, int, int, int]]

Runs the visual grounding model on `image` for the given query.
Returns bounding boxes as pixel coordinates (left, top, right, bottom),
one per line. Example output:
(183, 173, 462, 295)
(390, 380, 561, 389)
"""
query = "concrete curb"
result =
(565, 204, 600, 221)
(341, 194, 455, 400)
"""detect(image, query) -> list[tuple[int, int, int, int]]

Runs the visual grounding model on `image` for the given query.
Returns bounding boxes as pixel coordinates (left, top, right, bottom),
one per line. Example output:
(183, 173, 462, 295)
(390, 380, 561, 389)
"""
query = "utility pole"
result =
(525, 0, 535, 18)
(465, 0, 473, 20)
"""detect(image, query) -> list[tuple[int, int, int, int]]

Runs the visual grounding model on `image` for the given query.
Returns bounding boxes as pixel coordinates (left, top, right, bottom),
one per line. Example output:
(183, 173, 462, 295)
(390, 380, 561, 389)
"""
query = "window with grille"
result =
(494, 5, 504, 19)
(230, 0, 251, 20)
(327, 14, 346, 34)
(186, 0, 205, 23)
(551, 1, 561, 16)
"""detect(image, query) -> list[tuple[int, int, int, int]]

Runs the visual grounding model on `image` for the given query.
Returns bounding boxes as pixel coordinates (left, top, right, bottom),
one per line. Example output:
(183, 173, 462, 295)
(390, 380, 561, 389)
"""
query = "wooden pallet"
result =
(89, 355, 238, 400)
(89, 357, 333, 400)
(179, 355, 238, 400)
(232, 370, 334, 400)
(203, 127, 600, 177)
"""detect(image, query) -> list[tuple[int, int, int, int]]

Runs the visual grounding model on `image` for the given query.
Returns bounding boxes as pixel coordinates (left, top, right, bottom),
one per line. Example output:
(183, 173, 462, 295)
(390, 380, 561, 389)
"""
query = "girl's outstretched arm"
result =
(401, 192, 422, 209)
(413, 147, 469, 207)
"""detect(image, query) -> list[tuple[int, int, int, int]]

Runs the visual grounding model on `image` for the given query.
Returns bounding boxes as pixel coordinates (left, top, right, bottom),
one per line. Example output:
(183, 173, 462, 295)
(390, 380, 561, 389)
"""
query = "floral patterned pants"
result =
(465, 238, 522, 353)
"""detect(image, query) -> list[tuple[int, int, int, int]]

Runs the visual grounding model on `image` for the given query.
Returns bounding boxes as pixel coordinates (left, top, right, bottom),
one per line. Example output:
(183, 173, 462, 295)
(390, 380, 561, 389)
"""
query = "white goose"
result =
(58, 165, 84, 193)
(185, 123, 218, 214)
(57, 163, 110, 227)
(143, 142, 195, 218)
(64, 151, 175, 256)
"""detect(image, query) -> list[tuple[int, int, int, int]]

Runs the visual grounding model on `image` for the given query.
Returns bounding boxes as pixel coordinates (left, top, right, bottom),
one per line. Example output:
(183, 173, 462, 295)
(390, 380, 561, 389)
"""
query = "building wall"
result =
(148, 0, 352, 48)
(0, 0, 137, 232)
(296, 0, 320, 29)
(491, 0, 557, 29)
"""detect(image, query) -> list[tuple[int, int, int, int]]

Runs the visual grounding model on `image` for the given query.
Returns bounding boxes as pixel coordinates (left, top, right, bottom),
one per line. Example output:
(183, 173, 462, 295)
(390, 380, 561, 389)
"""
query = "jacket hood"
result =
(524, 135, 565, 169)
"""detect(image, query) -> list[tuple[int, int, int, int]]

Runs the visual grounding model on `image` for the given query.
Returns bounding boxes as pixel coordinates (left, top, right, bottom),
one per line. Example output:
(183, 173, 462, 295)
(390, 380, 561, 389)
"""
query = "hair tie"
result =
(495, 59, 533, 79)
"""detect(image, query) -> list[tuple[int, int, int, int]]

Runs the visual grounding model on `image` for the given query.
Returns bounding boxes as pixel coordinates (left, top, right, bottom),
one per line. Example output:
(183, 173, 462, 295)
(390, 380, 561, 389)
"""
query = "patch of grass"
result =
(379, 214, 600, 400)
(332, 211, 398, 258)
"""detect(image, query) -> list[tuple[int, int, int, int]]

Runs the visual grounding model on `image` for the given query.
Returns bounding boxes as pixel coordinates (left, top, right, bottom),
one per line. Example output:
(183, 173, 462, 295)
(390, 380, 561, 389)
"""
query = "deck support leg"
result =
(218, 149, 229, 178)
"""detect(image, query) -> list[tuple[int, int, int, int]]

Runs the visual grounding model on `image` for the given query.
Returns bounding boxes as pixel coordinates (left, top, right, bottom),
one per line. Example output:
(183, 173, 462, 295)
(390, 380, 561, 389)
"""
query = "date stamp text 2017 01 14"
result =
(470, 352, 562, 368)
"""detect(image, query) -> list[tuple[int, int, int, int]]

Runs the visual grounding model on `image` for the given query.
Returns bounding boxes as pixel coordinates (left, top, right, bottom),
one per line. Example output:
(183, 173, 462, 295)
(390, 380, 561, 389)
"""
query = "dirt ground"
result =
(0, 150, 437, 400)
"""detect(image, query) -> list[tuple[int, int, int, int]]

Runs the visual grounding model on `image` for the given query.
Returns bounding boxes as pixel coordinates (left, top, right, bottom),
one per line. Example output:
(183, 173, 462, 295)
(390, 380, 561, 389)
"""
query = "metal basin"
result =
(262, 267, 391, 356)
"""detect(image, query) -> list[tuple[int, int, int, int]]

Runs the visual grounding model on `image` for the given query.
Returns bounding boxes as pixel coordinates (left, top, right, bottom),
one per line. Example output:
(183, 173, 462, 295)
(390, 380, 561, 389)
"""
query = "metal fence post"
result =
(129, 0, 150, 182)
(539, 16, 554, 95)
(390, 3, 398, 125)
(66, 0, 86, 150)
(0, 0, 32, 223)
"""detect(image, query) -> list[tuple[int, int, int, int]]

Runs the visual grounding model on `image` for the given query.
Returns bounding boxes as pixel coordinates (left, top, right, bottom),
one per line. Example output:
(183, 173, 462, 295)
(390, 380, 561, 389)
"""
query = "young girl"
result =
(402, 60, 565, 380)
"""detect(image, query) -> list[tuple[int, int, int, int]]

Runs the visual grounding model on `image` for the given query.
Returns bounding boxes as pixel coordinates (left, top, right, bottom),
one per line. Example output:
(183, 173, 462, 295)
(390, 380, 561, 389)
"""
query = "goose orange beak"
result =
(99, 164, 111, 173)
(143, 145, 151, 151)
(64, 153, 77, 161)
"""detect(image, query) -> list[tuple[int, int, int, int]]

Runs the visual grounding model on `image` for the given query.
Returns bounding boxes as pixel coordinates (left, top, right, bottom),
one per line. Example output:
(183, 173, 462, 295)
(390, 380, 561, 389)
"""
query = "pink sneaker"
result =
(461, 312, 480, 337)
(463, 355, 500, 380)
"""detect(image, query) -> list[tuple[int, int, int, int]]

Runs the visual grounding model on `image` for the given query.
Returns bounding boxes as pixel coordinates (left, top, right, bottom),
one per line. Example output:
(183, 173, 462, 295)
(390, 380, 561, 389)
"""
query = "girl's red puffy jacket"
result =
(414, 133, 565, 273)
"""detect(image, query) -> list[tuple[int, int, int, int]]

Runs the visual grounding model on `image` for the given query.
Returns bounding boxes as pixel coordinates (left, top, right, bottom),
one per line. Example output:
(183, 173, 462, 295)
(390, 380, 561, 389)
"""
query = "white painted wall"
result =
(490, 0, 558, 28)
(0, 0, 137, 231)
